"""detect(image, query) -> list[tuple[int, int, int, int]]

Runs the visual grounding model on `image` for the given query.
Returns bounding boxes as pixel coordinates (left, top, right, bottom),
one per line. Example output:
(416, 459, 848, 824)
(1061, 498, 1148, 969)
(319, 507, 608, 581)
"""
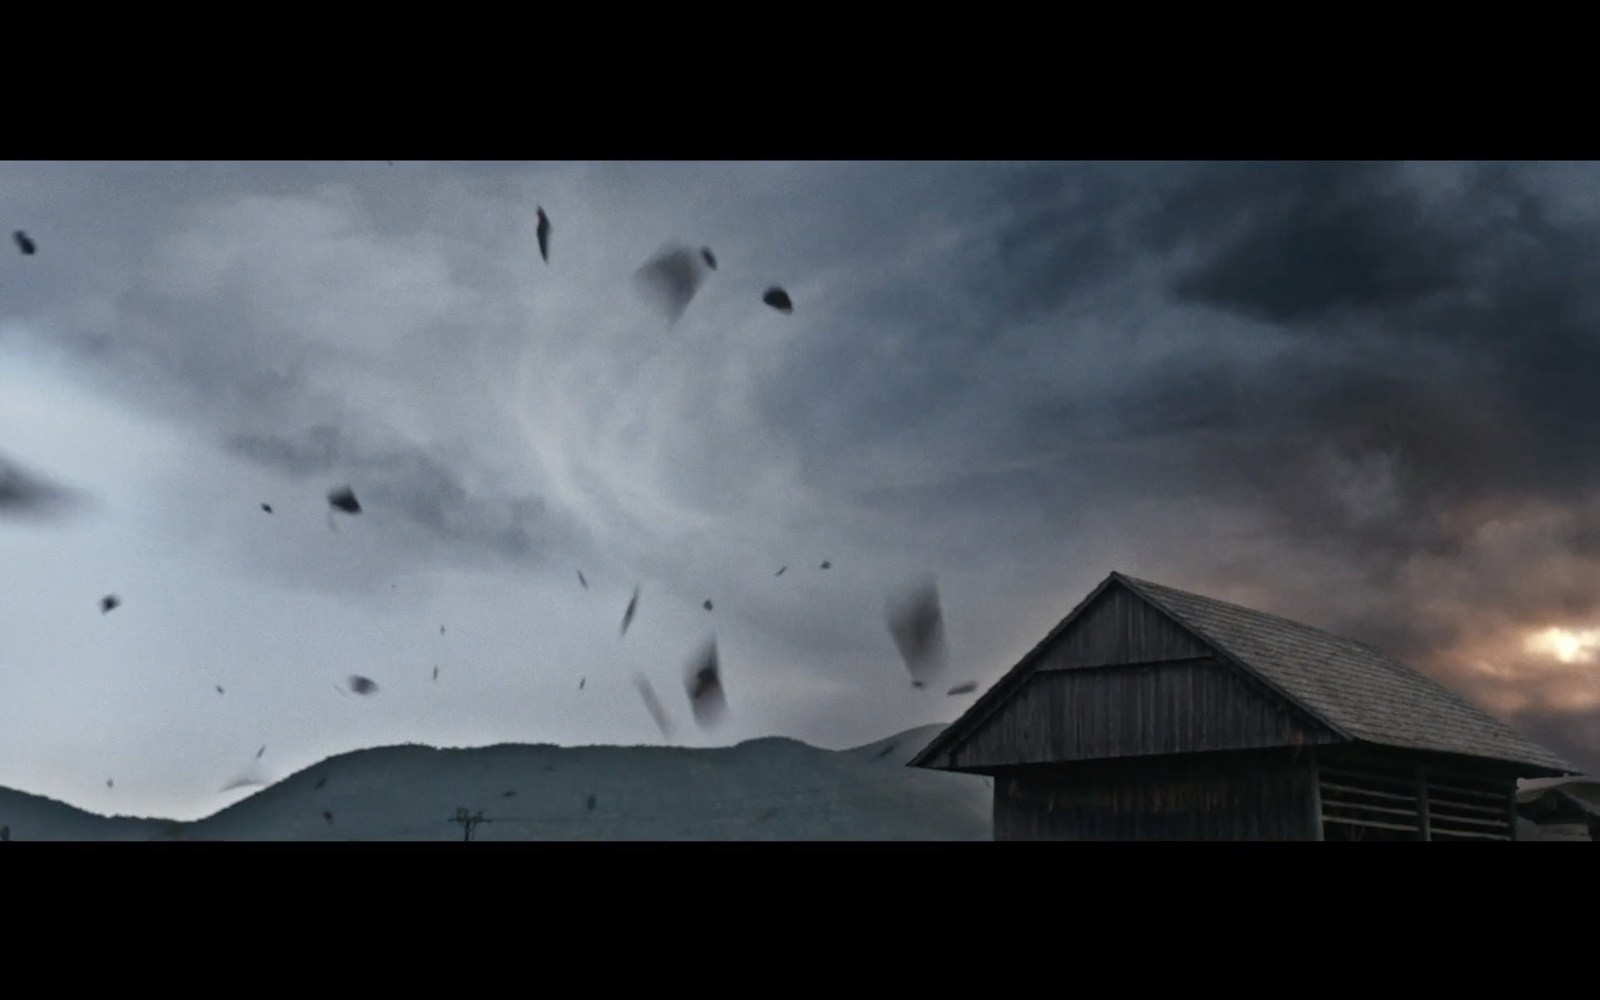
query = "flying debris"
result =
(313, 776, 327, 790)
(620, 584, 640, 637)
(13, 230, 35, 255)
(775, 566, 787, 576)
(579, 676, 585, 690)
(216, 685, 225, 695)
(633, 673, 673, 739)
(820, 560, 831, 569)
(327, 486, 361, 514)
(577, 569, 588, 589)
(762, 287, 793, 313)
(633, 244, 709, 324)
(440, 625, 445, 635)
(536, 206, 551, 263)
(586, 793, 597, 811)
(886, 578, 948, 685)
(100, 594, 120, 614)
(684, 638, 726, 727)
(503, 790, 516, 798)
(219, 775, 267, 793)
(348, 675, 379, 695)
(106, 779, 113, 789)
(947, 681, 978, 696)
(323, 810, 334, 824)
(260, 503, 272, 514)
(703, 599, 713, 611)
(432, 665, 439, 682)
(873, 742, 899, 760)
(912, 681, 926, 689)
(257, 745, 266, 759)
(700, 247, 717, 269)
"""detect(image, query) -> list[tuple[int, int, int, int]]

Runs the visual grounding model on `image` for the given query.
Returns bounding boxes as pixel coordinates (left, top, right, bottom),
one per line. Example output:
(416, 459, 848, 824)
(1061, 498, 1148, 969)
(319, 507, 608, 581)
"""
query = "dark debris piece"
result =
(703, 599, 713, 611)
(107, 779, 114, 789)
(327, 486, 361, 514)
(257, 745, 266, 759)
(13, 230, 35, 255)
(620, 584, 640, 637)
(577, 569, 588, 589)
(700, 247, 717, 269)
(886, 579, 948, 684)
(323, 810, 334, 824)
(216, 685, 225, 695)
(634, 673, 673, 739)
(873, 742, 899, 760)
(503, 790, 516, 798)
(579, 676, 585, 690)
(536, 206, 551, 264)
(586, 793, 596, 811)
(260, 503, 273, 514)
(314, 776, 327, 790)
(684, 638, 726, 727)
(100, 595, 120, 614)
(432, 665, 439, 682)
(762, 287, 793, 313)
(775, 566, 786, 576)
(947, 681, 978, 696)
(821, 560, 831, 569)
(348, 675, 379, 695)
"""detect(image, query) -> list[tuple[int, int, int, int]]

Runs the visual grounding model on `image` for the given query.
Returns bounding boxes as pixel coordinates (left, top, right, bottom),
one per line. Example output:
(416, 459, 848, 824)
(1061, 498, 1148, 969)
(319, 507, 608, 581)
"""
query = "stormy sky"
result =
(4, 160, 1600, 821)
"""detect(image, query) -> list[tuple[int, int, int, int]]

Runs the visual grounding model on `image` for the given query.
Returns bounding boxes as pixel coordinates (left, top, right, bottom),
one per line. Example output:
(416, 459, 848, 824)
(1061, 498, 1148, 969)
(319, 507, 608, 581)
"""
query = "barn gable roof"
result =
(910, 572, 1576, 776)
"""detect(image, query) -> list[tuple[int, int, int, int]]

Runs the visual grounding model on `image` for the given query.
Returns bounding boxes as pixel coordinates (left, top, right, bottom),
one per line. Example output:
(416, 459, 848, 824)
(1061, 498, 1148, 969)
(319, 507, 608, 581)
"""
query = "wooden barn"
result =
(908, 572, 1579, 840)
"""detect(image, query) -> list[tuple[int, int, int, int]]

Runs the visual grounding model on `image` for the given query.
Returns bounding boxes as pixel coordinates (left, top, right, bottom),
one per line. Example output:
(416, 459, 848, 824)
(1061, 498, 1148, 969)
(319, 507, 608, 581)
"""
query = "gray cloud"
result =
(6, 161, 1600, 819)
(0, 450, 83, 519)
(226, 424, 568, 569)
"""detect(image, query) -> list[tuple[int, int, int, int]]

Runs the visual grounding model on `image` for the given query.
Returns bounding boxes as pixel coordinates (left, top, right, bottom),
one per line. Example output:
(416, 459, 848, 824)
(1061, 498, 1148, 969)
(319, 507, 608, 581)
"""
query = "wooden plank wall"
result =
(1316, 750, 1516, 841)
(948, 658, 1338, 769)
(994, 751, 1318, 841)
(1042, 583, 1212, 669)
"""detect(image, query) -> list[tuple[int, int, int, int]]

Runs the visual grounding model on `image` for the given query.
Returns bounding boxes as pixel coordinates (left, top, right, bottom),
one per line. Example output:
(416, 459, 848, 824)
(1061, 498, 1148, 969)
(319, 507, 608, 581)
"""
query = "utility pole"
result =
(450, 807, 489, 842)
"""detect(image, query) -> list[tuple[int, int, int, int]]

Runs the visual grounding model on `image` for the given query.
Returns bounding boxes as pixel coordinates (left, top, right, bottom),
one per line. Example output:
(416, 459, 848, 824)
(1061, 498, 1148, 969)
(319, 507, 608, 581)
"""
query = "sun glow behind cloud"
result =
(1525, 626, 1600, 665)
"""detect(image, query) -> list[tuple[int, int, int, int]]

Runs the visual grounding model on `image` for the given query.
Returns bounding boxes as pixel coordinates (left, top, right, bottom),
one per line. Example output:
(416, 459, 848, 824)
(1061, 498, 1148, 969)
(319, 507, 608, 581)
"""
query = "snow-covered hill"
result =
(0, 724, 993, 841)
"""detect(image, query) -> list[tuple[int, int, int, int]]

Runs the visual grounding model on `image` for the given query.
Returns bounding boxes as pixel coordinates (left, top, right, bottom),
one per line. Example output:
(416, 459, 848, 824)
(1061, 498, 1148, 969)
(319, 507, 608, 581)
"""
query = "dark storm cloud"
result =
(1161, 162, 1600, 457)
(749, 165, 1145, 487)
(742, 160, 1600, 764)
(1116, 161, 1600, 760)
(1157, 161, 1476, 324)
(1128, 163, 1600, 548)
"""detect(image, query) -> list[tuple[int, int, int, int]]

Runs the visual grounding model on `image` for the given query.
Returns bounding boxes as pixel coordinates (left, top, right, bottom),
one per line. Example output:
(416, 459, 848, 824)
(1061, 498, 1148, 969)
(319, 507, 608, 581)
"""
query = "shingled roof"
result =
(911, 571, 1577, 775)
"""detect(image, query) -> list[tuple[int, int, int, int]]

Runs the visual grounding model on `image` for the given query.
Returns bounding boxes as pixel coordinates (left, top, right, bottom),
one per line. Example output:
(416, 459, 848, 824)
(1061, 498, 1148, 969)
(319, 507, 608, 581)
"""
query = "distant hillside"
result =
(0, 785, 181, 842)
(0, 724, 992, 841)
